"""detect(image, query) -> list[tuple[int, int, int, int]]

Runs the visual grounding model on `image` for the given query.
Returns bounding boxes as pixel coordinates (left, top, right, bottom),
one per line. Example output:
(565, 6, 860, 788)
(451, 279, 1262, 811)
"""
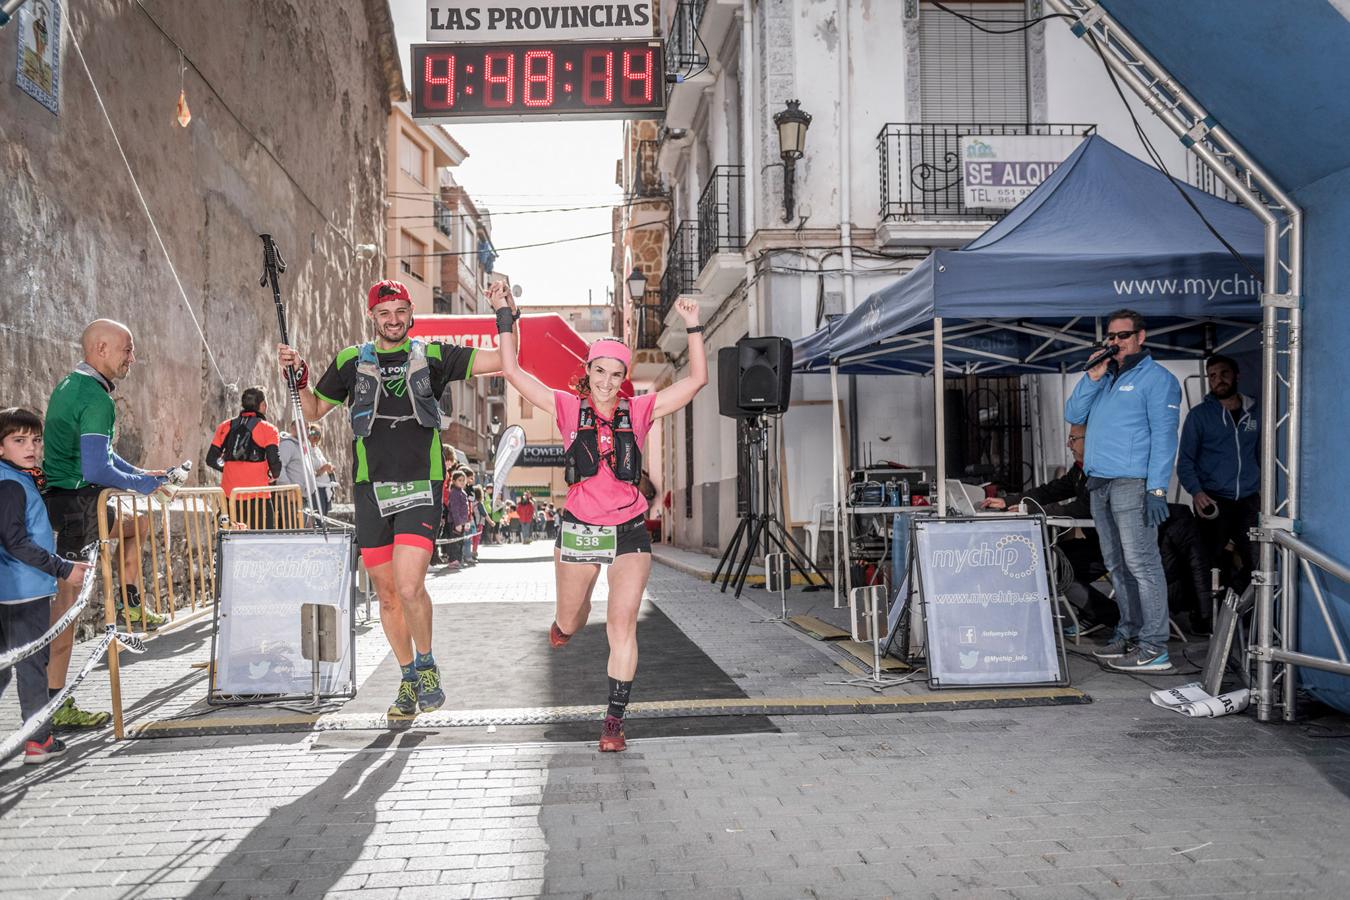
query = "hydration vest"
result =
(349, 340, 449, 438)
(0, 462, 58, 602)
(221, 414, 267, 463)
(565, 398, 641, 486)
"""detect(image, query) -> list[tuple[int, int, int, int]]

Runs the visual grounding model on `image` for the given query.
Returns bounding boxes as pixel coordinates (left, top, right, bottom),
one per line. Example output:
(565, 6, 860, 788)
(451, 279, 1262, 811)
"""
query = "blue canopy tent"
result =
(795, 134, 1265, 525)
(798, 135, 1264, 377)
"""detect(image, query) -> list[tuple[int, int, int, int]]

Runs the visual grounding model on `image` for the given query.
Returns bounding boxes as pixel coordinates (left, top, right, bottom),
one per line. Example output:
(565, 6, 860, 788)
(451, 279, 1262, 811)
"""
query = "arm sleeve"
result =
(1146, 373, 1183, 494)
(79, 433, 162, 494)
(109, 451, 149, 476)
(1176, 413, 1203, 496)
(0, 483, 74, 579)
(1063, 374, 1105, 425)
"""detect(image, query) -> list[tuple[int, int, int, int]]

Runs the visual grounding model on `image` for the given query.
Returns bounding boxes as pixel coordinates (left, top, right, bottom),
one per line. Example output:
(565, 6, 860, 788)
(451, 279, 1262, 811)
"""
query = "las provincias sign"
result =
(427, 1, 655, 43)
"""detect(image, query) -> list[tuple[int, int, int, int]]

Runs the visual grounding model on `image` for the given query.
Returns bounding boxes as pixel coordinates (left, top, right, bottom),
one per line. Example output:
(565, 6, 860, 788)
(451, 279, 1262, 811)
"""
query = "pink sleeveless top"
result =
(553, 391, 657, 525)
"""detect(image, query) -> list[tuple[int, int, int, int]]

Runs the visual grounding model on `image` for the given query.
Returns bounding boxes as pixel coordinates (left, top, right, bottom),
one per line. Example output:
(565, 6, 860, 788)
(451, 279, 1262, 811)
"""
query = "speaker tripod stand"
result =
(713, 416, 831, 599)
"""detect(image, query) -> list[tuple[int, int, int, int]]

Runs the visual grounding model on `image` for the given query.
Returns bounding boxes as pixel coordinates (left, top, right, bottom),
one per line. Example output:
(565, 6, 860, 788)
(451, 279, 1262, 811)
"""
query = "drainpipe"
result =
(742, 0, 758, 336)
(837, 0, 858, 479)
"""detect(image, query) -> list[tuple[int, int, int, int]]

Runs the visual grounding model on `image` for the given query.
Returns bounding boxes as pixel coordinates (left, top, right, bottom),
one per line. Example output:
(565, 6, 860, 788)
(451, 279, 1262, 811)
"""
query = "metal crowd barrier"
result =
(228, 484, 305, 529)
(97, 486, 227, 738)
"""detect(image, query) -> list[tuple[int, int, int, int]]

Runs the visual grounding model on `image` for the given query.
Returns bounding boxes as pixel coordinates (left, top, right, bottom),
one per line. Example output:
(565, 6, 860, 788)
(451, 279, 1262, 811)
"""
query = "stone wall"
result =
(0, 0, 402, 487)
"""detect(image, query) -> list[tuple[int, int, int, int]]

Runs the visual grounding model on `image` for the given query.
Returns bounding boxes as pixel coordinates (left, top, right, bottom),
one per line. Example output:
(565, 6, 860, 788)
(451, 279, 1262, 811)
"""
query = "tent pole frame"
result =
(934, 318, 947, 517)
(1048, 0, 1309, 722)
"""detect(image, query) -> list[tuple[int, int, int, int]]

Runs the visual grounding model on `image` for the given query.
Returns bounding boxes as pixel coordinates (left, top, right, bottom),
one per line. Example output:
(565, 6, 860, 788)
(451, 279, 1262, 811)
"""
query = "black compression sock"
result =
(606, 676, 633, 720)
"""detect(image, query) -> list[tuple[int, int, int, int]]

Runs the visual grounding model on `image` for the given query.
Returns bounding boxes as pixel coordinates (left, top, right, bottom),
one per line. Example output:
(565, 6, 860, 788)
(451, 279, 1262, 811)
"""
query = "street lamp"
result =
(626, 266, 648, 300)
(773, 99, 812, 223)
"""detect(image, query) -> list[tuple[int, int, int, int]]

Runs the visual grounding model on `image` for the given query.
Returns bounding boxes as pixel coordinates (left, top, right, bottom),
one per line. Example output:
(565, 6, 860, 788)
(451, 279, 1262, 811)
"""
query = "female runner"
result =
(489, 281, 706, 751)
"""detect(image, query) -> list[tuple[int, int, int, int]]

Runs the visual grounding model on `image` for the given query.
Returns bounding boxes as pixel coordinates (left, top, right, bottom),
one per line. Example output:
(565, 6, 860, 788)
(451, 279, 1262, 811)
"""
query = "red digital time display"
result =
(411, 41, 665, 121)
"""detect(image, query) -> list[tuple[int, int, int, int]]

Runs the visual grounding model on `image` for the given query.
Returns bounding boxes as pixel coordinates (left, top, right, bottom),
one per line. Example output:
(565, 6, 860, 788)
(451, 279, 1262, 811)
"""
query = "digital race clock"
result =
(410, 40, 665, 122)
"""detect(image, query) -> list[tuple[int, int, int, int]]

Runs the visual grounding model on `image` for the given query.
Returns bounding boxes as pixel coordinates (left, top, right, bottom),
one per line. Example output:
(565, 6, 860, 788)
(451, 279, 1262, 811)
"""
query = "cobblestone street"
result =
(1, 544, 1348, 898)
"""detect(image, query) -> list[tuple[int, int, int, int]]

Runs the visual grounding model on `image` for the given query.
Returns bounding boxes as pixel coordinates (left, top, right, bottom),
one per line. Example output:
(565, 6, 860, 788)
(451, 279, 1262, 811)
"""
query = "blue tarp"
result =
(795, 135, 1265, 375)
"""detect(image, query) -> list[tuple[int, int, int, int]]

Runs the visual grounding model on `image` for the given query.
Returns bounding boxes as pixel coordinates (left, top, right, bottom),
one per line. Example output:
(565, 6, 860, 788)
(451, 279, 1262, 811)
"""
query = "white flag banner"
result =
(1150, 681, 1250, 718)
(492, 425, 527, 508)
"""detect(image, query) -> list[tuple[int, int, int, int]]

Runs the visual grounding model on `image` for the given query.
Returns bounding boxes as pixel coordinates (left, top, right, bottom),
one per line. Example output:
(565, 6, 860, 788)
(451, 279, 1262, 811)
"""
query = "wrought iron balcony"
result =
(877, 123, 1096, 222)
(661, 220, 700, 314)
(633, 290, 664, 350)
(665, 0, 708, 88)
(697, 165, 745, 271)
(628, 139, 666, 199)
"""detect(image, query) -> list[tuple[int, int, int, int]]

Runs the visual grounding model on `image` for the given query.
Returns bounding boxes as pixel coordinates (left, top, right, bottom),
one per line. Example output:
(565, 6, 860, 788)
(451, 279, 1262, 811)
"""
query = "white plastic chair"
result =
(803, 501, 836, 565)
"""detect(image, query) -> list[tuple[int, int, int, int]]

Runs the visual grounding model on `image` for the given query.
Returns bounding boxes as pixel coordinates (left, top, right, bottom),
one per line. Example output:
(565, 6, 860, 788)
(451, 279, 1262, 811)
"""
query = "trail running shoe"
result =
(123, 604, 166, 631)
(51, 696, 111, 730)
(23, 736, 68, 765)
(549, 621, 572, 648)
(1092, 637, 1133, 660)
(416, 666, 445, 713)
(599, 715, 626, 753)
(388, 680, 418, 718)
(1108, 647, 1174, 673)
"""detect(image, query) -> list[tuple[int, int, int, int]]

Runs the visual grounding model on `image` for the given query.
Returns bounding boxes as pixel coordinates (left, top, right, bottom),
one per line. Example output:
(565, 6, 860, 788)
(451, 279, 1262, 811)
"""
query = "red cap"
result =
(367, 280, 412, 310)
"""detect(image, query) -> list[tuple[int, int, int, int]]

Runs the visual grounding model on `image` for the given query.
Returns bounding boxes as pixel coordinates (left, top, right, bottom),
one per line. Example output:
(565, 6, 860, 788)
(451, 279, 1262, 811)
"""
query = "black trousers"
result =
(0, 598, 53, 745)
(1058, 537, 1119, 627)
(1198, 493, 1260, 594)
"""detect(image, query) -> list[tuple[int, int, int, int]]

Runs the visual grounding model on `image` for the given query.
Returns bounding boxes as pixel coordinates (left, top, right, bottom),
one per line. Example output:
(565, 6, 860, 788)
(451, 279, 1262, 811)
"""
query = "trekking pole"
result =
(259, 234, 321, 515)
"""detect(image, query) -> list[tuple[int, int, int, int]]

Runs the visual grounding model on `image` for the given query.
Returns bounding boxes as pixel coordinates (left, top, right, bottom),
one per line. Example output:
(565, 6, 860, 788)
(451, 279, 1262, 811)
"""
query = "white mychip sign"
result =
(426, 1, 656, 43)
(960, 133, 1084, 210)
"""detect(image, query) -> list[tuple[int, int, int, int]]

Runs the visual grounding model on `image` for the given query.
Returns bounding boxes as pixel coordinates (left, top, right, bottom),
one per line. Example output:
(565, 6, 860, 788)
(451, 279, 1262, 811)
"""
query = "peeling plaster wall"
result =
(0, 0, 394, 487)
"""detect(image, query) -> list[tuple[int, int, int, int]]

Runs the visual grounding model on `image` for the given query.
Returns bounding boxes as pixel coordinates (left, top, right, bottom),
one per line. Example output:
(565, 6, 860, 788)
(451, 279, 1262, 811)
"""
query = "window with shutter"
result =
(919, 2, 1028, 123)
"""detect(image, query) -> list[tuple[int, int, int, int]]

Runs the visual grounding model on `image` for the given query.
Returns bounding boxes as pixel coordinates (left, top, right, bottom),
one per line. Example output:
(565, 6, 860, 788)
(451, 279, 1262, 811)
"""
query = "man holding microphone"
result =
(1066, 310, 1182, 673)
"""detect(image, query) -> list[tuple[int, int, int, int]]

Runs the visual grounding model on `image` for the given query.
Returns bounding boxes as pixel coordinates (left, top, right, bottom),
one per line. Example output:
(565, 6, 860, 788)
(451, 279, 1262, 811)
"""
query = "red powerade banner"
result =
(408, 313, 633, 397)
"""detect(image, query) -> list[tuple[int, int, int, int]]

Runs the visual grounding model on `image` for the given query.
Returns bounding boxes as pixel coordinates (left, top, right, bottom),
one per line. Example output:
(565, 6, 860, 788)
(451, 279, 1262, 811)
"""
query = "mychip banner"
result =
(914, 516, 1065, 687)
(210, 530, 356, 701)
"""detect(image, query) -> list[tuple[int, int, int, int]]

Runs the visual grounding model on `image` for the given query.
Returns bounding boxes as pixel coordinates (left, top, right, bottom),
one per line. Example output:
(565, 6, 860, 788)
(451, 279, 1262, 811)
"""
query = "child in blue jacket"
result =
(0, 407, 89, 764)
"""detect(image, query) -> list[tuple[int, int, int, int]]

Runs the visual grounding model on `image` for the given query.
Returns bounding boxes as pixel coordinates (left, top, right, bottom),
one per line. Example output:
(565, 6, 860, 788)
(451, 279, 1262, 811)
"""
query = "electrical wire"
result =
(384, 197, 658, 222)
(929, 1, 1073, 35)
(131, 0, 359, 250)
(386, 220, 668, 261)
(1083, 31, 1263, 281)
(66, 17, 232, 390)
(928, 2, 1263, 282)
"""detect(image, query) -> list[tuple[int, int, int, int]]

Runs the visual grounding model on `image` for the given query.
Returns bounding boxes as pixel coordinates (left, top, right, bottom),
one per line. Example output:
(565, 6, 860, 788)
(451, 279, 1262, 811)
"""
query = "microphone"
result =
(1084, 343, 1119, 371)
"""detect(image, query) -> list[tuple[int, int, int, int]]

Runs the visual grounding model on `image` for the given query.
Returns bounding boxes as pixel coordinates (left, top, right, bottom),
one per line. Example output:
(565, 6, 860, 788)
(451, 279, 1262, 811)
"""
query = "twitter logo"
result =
(959, 650, 980, 670)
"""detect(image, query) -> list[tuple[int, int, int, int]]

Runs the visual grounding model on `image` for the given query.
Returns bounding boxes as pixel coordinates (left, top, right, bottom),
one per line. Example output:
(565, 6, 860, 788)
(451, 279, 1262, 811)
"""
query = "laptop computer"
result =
(944, 479, 987, 516)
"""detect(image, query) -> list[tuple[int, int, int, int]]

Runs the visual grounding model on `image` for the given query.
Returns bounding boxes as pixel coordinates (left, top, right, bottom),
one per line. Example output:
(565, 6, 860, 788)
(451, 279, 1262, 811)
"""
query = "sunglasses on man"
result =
(1104, 329, 1140, 341)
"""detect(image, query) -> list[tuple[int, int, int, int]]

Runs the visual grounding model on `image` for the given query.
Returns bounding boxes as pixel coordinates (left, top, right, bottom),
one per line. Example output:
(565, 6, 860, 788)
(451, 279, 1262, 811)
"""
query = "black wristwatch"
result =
(686, 325, 704, 335)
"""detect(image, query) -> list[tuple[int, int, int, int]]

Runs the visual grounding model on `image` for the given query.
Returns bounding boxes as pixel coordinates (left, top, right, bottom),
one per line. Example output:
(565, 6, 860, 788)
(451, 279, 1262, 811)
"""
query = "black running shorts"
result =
(555, 511, 651, 559)
(45, 486, 115, 559)
(353, 481, 443, 566)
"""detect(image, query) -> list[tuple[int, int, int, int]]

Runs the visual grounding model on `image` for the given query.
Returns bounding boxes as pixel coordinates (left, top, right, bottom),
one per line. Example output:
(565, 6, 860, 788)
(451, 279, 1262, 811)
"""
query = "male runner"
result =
(277, 280, 508, 717)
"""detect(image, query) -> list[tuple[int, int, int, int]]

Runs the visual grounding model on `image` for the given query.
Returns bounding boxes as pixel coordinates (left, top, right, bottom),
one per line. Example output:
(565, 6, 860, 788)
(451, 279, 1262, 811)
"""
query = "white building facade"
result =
(615, 0, 1214, 553)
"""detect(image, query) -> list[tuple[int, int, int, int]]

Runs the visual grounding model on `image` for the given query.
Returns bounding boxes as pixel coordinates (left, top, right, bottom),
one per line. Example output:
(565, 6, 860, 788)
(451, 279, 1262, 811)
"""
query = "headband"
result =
(586, 339, 631, 371)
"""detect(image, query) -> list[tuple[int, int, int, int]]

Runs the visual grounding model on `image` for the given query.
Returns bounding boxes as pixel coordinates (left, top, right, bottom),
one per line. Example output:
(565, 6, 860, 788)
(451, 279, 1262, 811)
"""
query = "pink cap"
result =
(586, 339, 631, 371)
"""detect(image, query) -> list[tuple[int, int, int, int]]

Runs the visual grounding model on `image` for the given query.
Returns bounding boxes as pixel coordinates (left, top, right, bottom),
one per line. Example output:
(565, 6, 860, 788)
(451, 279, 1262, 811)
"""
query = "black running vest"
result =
(565, 398, 641, 486)
(221, 415, 267, 463)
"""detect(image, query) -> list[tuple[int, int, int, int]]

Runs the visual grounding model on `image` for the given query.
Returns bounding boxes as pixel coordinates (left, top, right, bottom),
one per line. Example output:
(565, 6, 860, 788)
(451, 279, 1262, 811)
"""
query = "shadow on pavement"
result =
(171, 731, 427, 898)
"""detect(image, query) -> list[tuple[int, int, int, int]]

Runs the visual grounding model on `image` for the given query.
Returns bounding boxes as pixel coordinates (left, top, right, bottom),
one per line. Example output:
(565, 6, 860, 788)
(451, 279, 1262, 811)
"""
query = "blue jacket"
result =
(0, 462, 63, 603)
(1064, 353, 1182, 493)
(1176, 393, 1260, 500)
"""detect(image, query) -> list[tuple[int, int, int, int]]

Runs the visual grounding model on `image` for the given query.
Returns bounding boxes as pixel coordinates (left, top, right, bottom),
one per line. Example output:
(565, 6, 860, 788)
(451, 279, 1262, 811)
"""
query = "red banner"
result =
(409, 313, 632, 396)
